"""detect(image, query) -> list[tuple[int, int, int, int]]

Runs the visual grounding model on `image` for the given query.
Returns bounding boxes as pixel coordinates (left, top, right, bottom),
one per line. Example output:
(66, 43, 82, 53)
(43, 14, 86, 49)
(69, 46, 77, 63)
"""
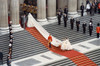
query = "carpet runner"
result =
(26, 27, 97, 66)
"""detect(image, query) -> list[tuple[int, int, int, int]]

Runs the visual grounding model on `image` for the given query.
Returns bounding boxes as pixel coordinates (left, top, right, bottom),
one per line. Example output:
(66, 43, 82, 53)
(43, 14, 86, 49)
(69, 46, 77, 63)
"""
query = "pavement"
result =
(0, 14, 100, 66)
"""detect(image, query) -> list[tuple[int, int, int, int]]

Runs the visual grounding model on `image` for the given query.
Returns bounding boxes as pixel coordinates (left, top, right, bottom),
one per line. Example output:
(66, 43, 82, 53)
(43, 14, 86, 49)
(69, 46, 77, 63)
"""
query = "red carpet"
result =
(26, 27, 97, 66)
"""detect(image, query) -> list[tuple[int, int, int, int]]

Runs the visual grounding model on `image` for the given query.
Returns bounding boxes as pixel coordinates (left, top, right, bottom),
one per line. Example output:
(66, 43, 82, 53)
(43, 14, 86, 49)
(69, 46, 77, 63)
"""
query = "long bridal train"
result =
(27, 13, 72, 50)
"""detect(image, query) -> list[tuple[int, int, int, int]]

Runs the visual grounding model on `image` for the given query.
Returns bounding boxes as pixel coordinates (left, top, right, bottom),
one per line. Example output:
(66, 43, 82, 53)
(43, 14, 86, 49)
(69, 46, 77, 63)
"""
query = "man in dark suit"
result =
(89, 23, 93, 36)
(76, 18, 80, 31)
(10, 39, 13, 44)
(80, 3, 84, 16)
(64, 6, 68, 15)
(90, 18, 93, 24)
(0, 50, 3, 64)
(94, 1, 98, 13)
(70, 17, 75, 30)
(9, 35, 13, 40)
(63, 14, 68, 27)
(86, 0, 90, 5)
(82, 22, 87, 34)
(57, 12, 62, 25)
(9, 30, 13, 36)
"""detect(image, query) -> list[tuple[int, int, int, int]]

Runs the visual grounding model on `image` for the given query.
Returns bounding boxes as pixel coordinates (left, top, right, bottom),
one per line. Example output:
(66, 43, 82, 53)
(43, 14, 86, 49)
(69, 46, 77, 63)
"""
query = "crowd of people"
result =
(20, 0, 37, 18)
(7, 21, 13, 66)
(57, 0, 100, 38)
(85, 0, 100, 16)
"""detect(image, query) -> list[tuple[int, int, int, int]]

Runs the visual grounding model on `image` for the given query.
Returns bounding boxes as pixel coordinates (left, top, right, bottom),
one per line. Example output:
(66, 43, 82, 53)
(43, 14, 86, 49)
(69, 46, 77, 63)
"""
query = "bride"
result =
(61, 38, 73, 50)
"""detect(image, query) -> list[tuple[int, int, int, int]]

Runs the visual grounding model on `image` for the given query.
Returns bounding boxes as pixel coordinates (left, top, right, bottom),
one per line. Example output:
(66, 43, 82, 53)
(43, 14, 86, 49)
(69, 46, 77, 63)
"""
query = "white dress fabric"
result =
(61, 39, 72, 50)
(27, 15, 34, 27)
(86, 4, 90, 9)
(27, 13, 62, 47)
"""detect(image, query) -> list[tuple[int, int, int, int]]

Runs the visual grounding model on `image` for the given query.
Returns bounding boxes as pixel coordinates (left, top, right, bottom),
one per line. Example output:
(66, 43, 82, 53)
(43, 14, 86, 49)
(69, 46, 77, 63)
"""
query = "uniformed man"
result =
(63, 14, 68, 27)
(96, 23, 100, 38)
(89, 22, 93, 36)
(70, 17, 75, 30)
(80, 3, 84, 16)
(82, 22, 87, 34)
(76, 18, 80, 31)
(57, 12, 62, 25)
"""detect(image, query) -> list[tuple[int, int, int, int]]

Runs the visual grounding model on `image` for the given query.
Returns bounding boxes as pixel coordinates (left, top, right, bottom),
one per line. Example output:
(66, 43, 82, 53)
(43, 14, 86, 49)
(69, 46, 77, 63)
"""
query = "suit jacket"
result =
(64, 8, 68, 14)
(89, 25, 93, 30)
(70, 19, 74, 24)
(63, 16, 68, 21)
(57, 14, 61, 19)
(80, 5, 84, 11)
(0, 52, 3, 60)
(76, 21, 80, 26)
(82, 23, 87, 28)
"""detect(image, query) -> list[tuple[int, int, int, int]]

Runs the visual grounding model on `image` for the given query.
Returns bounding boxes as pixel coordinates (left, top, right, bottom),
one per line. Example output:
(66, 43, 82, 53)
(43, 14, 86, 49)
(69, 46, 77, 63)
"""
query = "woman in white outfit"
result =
(61, 38, 72, 50)
(86, 3, 90, 15)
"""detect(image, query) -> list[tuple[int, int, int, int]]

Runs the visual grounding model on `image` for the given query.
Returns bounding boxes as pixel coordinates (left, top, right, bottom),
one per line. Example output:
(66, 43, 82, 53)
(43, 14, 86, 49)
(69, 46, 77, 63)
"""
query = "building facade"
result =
(0, 0, 92, 35)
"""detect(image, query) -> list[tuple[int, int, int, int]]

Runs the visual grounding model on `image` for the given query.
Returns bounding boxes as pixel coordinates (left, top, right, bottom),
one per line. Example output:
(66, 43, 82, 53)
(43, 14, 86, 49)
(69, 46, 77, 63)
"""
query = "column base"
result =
(0, 27, 9, 36)
(77, 10, 87, 16)
(37, 18, 47, 22)
(47, 16, 57, 22)
(12, 24, 24, 32)
(68, 12, 80, 18)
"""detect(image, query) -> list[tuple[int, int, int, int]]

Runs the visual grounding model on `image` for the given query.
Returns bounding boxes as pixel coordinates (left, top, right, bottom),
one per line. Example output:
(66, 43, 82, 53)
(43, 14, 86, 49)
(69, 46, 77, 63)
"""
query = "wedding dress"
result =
(27, 15, 34, 27)
(61, 39, 72, 50)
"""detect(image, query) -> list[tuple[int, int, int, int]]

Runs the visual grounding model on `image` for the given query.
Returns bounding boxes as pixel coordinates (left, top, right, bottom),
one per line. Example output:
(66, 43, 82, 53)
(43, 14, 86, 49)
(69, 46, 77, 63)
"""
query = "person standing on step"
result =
(0, 49, 3, 64)
(21, 14, 27, 29)
(91, 3, 95, 16)
(70, 17, 75, 30)
(8, 21, 12, 27)
(63, 13, 68, 27)
(48, 34, 52, 48)
(80, 3, 84, 16)
(94, 0, 98, 13)
(90, 18, 93, 24)
(96, 23, 100, 38)
(98, 2, 100, 14)
(76, 18, 80, 31)
(82, 22, 87, 34)
(64, 6, 68, 16)
(57, 12, 61, 25)
(89, 22, 93, 36)
(86, 3, 91, 15)
(59, 8, 63, 16)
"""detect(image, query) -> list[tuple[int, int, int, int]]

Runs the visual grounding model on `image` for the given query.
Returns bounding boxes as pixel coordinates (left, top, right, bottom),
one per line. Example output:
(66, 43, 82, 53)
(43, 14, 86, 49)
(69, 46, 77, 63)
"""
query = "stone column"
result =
(0, 0, 9, 35)
(19, 0, 24, 4)
(37, 0, 47, 22)
(8, 0, 11, 12)
(10, 0, 23, 32)
(78, 0, 83, 11)
(68, 0, 79, 17)
(83, 0, 86, 7)
(47, 0, 57, 21)
(58, 0, 68, 10)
